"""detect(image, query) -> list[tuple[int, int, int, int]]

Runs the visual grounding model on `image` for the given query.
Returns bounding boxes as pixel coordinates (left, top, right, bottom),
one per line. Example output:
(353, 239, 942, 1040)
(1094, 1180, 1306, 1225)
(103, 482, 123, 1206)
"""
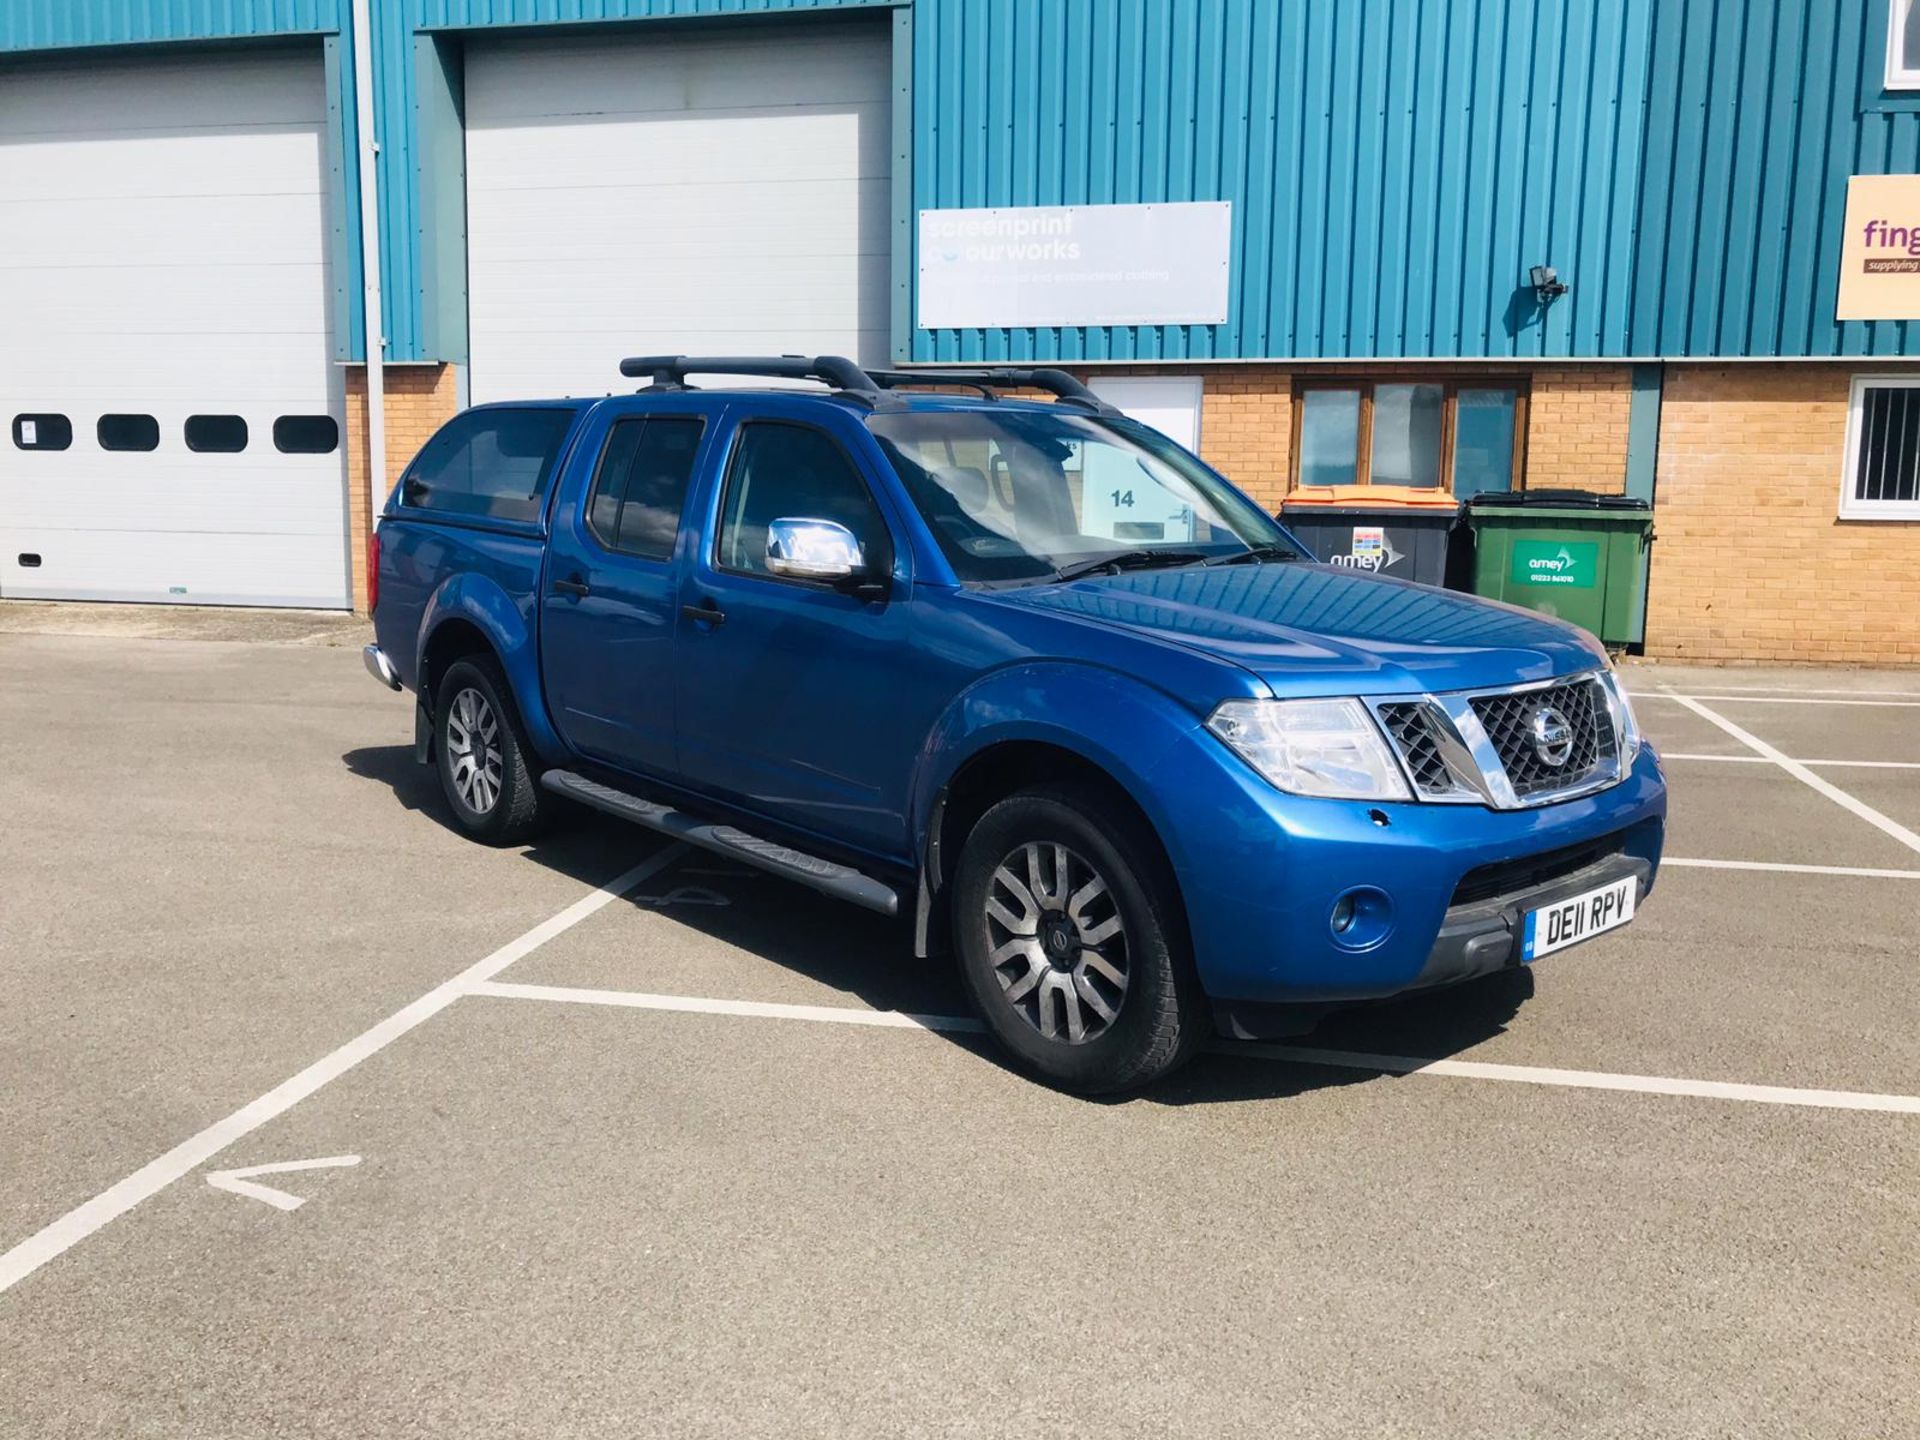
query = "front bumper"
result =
(1407, 846, 1651, 992)
(1143, 727, 1667, 1006)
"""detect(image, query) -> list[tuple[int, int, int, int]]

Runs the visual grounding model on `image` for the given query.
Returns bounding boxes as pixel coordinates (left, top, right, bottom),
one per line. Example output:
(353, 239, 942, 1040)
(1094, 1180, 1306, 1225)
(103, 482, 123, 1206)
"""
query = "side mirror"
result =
(766, 517, 866, 583)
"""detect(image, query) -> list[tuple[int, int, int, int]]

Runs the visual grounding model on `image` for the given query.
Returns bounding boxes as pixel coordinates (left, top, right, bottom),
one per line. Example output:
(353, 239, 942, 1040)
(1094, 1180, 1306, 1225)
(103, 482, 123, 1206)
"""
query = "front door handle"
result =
(552, 574, 590, 598)
(681, 601, 726, 627)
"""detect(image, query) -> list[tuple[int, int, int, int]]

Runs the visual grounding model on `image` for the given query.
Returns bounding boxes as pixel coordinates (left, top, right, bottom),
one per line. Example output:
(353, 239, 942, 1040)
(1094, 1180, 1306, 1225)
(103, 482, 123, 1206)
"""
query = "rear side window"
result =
(185, 415, 248, 453)
(717, 422, 890, 579)
(13, 414, 72, 450)
(99, 414, 160, 451)
(402, 407, 574, 522)
(586, 416, 704, 560)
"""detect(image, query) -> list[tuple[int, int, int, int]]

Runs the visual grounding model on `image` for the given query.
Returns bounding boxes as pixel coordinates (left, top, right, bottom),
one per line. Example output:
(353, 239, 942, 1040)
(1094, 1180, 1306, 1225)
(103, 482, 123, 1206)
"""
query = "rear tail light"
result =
(367, 528, 381, 615)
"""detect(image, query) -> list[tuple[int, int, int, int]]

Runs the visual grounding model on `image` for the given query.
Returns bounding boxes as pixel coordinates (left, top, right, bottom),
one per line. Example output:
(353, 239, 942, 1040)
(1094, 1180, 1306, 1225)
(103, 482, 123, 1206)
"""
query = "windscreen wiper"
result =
(1047, 548, 1207, 584)
(1201, 544, 1305, 568)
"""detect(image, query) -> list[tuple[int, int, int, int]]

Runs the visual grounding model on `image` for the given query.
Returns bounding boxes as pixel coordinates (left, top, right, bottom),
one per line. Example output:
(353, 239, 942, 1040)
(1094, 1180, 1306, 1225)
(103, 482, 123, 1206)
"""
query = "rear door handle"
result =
(681, 601, 726, 627)
(552, 574, 590, 598)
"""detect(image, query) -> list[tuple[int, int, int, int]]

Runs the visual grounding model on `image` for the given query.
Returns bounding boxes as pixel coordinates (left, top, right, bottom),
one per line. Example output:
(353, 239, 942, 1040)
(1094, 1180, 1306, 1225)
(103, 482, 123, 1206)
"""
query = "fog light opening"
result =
(1328, 887, 1394, 950)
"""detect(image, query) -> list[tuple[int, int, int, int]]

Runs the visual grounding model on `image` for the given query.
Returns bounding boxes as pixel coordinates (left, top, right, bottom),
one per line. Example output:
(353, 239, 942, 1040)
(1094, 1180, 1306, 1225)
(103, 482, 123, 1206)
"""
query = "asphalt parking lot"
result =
(1, 612, 1916, 1438)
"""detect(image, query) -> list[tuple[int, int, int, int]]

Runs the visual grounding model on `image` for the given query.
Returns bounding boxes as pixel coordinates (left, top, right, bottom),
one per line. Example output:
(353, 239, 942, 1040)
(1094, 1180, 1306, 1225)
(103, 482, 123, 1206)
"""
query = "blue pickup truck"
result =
(365, 356, 1665, 1092)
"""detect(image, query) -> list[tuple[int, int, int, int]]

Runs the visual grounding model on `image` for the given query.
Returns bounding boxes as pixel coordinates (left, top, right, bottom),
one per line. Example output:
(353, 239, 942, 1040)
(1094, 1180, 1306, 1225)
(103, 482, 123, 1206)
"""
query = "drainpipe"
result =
(350, 0, 388, 589)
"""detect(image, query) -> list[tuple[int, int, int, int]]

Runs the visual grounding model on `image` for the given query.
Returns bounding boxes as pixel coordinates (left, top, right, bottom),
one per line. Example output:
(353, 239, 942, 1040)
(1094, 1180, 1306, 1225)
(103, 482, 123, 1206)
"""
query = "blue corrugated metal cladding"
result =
(910, 0, 1656, 364)
(4, 0, 1920, 363)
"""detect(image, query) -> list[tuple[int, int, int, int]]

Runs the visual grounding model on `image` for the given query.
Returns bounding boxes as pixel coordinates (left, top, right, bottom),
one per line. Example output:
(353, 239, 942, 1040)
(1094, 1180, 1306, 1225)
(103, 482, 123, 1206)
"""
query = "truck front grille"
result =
(1375, 702, 1454, 796)
(1467, 677, 1610, 799)
(1368, 672, 1625, 809)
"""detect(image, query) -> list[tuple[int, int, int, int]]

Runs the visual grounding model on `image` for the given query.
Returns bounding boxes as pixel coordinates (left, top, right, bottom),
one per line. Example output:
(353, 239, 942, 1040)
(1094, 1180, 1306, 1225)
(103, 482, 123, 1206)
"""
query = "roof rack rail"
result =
(617, 354, 885, 405)
(613, 355, 1118, 414)
(867, 367, 1116, 414)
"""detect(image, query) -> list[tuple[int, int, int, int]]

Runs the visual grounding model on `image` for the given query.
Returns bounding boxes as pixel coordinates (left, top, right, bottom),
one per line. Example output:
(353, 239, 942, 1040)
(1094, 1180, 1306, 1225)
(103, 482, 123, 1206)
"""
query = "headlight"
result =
(1207, 698, 1412, 802)
(1598, 669, 1642, 767)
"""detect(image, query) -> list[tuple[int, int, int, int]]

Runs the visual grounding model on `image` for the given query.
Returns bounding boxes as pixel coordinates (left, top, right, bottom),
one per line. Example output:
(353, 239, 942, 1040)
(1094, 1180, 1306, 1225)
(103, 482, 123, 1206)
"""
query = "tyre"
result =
(952, 785, 1207, 1093)
(433, 656, 546, 846)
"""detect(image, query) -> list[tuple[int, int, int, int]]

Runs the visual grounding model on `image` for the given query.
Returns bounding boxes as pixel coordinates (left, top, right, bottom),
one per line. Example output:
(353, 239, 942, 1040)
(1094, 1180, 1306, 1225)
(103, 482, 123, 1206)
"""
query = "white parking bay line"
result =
(1665, 693, 1920, 860)
(1225, 1044, 1920, 1115)
(0, 845, 687, 1297)
(471, 980, 988, 1034)
(471, 982, 1920, 1116)
(1633, 693, 1920, 708)
(1663, 753, 1920, 770)
(1664, 857, 1920, 880)
(1630, 684, 1920, 699)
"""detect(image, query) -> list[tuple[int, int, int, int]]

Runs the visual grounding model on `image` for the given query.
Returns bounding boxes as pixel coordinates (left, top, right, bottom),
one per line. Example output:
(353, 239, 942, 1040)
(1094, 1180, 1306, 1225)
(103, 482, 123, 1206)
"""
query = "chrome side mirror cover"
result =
(766, 517, 865, 582)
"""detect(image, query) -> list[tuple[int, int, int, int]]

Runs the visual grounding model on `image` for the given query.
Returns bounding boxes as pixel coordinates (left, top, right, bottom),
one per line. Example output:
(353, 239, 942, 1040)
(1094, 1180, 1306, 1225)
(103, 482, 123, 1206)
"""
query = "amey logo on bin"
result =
(1859, 218, 1920, 274)
(1528, 546, 1580, 582)
(1329, 526, 1402, 573)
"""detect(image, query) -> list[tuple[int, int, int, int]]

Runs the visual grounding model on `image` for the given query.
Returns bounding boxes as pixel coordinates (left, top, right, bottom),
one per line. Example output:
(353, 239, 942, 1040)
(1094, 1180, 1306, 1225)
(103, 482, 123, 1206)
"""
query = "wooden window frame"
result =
(1288, 376, 1530, 493)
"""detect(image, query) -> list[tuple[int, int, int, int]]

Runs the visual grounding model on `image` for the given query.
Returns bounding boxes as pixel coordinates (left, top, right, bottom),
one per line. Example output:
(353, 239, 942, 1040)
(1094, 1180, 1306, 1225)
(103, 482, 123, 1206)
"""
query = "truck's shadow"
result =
(344, 743, 1532, 1107)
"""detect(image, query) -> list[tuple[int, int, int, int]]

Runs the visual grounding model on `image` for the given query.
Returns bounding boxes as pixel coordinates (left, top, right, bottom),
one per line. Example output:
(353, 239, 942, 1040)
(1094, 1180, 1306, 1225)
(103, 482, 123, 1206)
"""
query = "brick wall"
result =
(1524, 366, 1632, 493)
(1195, 365, 1295, 509)
(344, 363, 460, 611)
(1645, 364, 1920, 664)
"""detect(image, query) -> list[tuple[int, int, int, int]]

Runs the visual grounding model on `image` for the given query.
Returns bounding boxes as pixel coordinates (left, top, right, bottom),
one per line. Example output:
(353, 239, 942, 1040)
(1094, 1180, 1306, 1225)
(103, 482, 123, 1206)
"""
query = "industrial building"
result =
(2, 0, 1917, 662)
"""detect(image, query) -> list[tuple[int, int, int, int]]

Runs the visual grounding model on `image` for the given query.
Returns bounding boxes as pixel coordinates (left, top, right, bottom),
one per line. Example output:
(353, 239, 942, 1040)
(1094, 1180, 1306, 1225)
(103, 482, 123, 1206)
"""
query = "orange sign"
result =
(1838, 174, 1920, 320)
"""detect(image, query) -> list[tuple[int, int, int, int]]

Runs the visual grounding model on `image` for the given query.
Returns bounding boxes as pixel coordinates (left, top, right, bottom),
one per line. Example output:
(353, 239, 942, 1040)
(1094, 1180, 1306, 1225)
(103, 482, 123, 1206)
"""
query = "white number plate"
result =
(1521, 876, 1637, 962)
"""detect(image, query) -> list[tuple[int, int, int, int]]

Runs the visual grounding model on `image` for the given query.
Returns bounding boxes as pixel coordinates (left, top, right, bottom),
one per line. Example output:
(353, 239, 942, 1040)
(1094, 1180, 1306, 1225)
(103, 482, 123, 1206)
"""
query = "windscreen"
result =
(868, 408, 1294, 584)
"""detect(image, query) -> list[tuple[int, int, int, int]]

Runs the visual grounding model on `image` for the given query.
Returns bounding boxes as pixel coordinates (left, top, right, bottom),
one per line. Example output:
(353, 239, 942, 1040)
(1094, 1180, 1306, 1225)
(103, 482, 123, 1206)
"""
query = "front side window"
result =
(1890, 0, 1920, 89)
(1841, 376, 1920, 519)
(870, 408, 1292, 585)
(586, 415, 704, 560)
(717, 422, 891, 580)
(402, 406, 575, 522)
(1294, 380, 1524, 497)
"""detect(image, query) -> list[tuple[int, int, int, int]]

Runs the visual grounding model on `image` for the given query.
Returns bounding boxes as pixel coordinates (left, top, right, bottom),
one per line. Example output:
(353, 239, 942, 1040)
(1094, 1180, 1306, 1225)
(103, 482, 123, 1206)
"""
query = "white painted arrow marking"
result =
(204, 1155, 361, 1212)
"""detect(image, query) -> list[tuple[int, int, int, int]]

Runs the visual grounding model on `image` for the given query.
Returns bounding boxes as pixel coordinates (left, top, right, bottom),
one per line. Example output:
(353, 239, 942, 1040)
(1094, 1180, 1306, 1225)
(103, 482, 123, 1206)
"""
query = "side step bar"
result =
(540, 769, 903, 918)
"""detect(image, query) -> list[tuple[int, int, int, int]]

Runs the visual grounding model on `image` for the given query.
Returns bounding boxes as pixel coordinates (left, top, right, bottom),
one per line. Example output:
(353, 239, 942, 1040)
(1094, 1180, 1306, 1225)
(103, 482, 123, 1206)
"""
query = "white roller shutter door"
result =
(464, 23, 891, 403)
(0, 50, 350, 608)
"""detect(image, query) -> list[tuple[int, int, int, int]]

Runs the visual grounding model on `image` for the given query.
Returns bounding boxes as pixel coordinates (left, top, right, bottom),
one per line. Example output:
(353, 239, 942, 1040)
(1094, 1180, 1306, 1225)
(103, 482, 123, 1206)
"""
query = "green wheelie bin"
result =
(1464, 489, 1654, 648)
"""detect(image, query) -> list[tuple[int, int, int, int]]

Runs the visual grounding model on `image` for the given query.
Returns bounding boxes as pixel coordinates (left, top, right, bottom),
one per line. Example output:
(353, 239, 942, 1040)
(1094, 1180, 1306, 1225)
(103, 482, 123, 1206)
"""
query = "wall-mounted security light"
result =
(1530, 265, 1570, 303)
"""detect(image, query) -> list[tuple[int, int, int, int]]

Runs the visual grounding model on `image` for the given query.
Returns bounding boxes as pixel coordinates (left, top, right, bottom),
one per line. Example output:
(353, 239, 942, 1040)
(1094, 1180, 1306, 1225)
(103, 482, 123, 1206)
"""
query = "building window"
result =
(12, 414, 72, 451)
(185, 415, 248, 453)
(1841, 376, 1920, 519)
(272, 415, 339, 454)
(98, 414, 160, 452)
(1292, 380, 1527, 498)
(1889, 0, 1920, 90)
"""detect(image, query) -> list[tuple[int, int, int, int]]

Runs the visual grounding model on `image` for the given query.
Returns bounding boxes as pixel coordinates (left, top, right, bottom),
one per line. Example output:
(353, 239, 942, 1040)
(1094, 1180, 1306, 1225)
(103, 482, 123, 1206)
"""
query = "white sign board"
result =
(917, 202, 1231, 328)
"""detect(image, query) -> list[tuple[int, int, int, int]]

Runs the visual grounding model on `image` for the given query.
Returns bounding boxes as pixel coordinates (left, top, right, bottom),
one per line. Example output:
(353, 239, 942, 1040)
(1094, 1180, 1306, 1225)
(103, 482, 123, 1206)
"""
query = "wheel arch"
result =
(913, 666, 1205, 961)
(414, 572, 566, 763)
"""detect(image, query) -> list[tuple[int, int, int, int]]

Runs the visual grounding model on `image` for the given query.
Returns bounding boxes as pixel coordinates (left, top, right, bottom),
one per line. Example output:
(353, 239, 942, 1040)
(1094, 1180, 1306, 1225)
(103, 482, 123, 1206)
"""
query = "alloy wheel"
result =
(445, 686, 504, 815)
(983, 841, 1129, 1045)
